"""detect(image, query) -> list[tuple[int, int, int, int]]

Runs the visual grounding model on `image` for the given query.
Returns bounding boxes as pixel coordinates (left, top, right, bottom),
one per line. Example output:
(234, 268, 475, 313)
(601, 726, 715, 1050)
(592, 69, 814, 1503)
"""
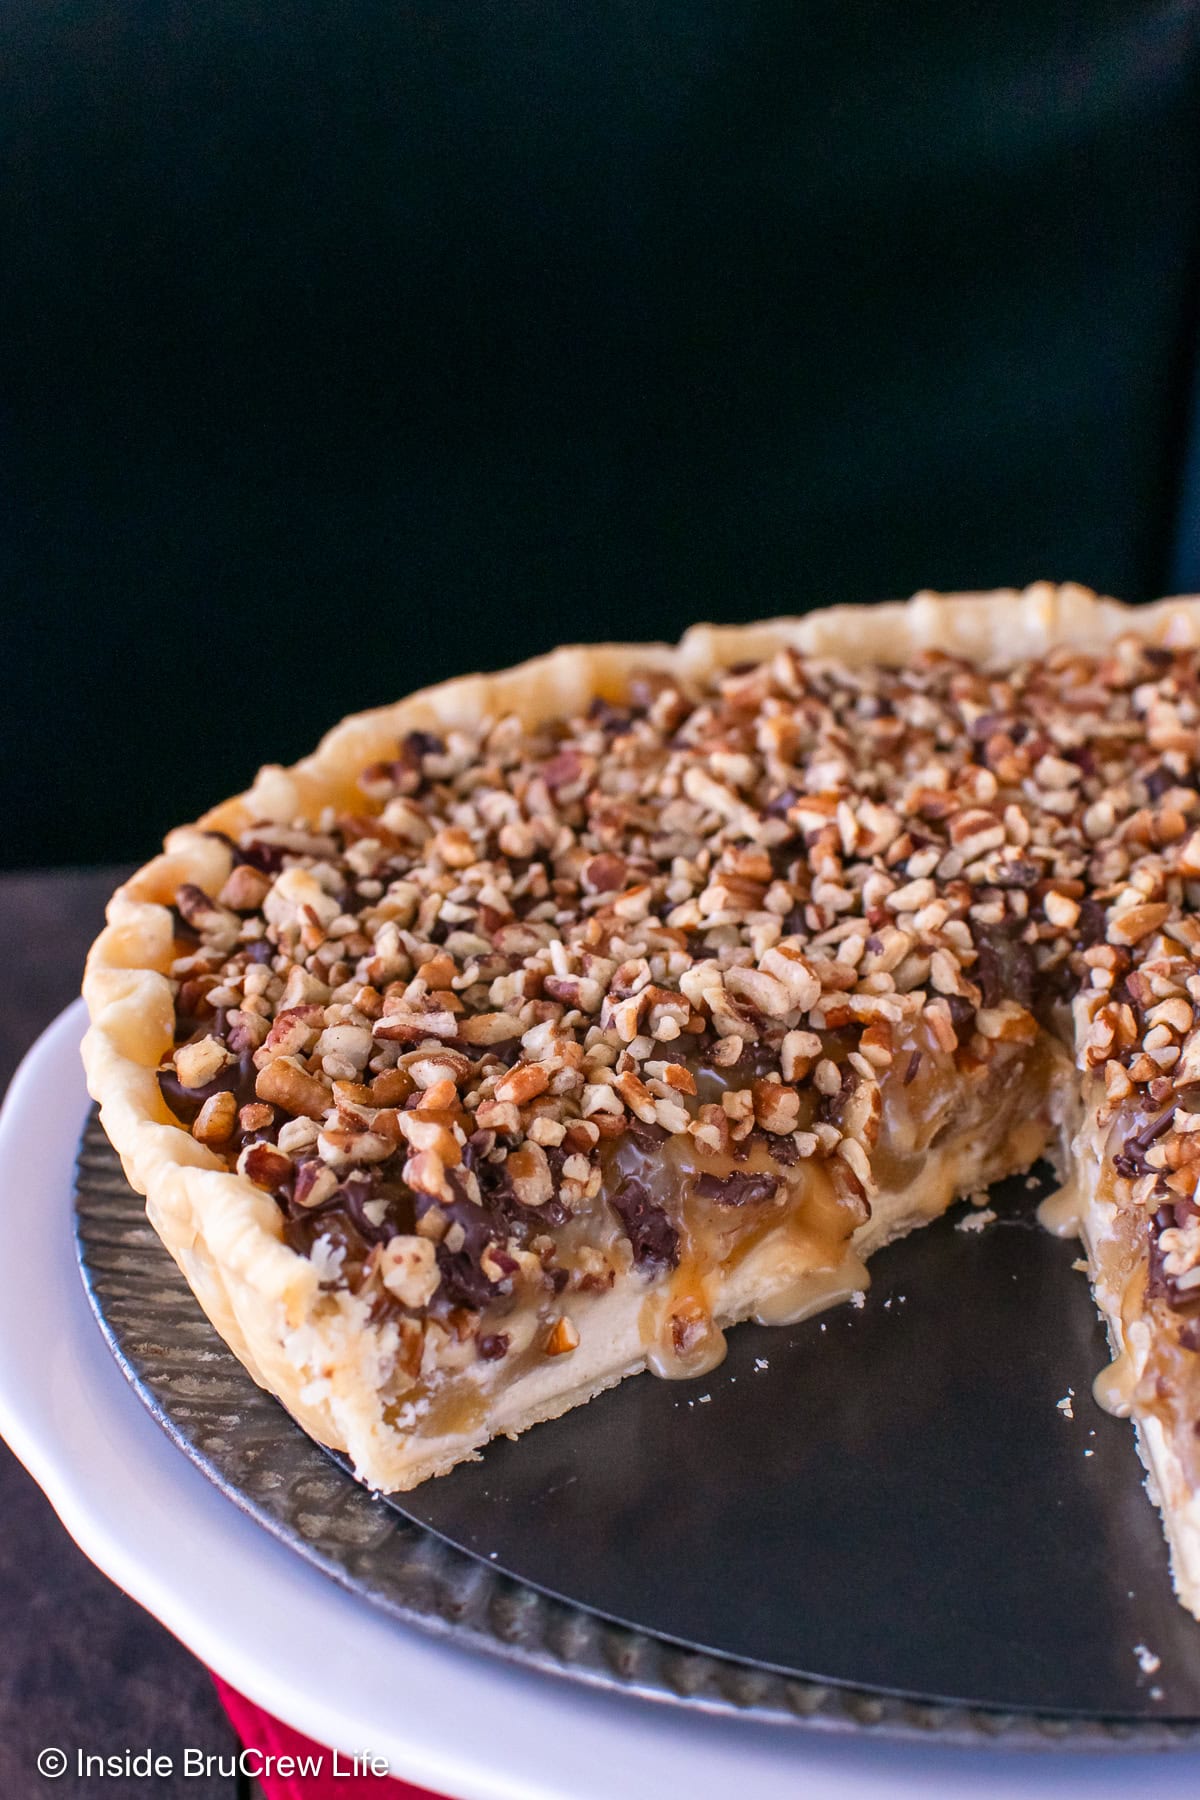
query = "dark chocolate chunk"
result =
(973, 923, 1036, 1010)
(339, 1173, 394, 1246)
(1074, 897, 1107, 949)
(994, 859, 1041, 890)
(692, 1170, 779, 1207)
(608, 1176, 680, 1270)
(945, 994, 976, 1037)
(403, 729, 445, 759)
(238, 838, 288, 875)
(156, 1050, 258, 1126)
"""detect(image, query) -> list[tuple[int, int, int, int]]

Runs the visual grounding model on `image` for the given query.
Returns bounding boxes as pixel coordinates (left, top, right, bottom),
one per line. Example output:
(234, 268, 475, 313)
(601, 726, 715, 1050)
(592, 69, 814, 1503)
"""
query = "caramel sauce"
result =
(1093, 1351, 1137, 1419)
(599, 1023, 1062, 1380)
(410, 1381, 488, 1439)
(751, 1248, 871, 1328)
(1037, 1176, 1082, 1239)
(607, 1110, 863, 1379)
(643, 1290, 729, 1379)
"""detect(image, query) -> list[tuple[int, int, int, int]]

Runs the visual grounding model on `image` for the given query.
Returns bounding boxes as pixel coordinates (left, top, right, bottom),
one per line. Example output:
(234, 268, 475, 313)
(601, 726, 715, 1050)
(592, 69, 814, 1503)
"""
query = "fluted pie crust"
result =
(81, 584, 1200, 1620)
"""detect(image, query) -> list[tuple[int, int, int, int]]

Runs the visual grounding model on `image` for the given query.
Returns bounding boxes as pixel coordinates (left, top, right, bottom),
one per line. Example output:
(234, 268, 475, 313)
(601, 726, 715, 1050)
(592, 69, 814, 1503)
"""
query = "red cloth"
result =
(212, 1674, 446, 1799)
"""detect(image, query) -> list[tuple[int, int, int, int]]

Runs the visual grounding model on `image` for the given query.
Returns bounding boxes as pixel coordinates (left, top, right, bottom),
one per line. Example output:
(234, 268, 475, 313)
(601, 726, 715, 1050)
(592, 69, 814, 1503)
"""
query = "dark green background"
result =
(6, 2, 1200, 868)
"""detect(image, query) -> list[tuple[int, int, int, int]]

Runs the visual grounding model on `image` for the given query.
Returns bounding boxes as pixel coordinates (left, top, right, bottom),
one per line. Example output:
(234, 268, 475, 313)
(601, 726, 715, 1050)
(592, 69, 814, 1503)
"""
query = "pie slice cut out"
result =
(82, 584, 1200, 1620)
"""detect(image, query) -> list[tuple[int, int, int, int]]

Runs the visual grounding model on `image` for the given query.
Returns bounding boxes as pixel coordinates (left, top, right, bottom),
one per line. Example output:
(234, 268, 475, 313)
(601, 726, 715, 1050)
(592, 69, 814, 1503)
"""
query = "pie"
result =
(82, 582, 1200, 1620)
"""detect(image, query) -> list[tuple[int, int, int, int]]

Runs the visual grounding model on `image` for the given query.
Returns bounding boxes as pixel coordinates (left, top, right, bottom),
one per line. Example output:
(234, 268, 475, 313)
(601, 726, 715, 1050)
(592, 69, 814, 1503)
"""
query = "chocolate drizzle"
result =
(1114, 1109, 1175, 1181)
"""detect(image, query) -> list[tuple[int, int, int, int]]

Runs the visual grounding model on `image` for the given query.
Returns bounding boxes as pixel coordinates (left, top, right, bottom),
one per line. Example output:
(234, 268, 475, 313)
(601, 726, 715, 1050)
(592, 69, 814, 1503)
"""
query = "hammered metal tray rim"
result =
(72, 1111, 1200, 1752)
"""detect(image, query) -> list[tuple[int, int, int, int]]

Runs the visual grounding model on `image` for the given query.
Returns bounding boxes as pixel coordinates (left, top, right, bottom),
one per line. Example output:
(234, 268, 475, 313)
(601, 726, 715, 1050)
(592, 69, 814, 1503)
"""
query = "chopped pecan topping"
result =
(156, 629, 1200, 1334)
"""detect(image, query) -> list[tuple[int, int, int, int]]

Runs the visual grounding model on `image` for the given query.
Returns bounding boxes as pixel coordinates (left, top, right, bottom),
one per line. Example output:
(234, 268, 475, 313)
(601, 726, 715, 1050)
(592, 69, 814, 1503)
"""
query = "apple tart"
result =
(82, 583, 1200, 1618)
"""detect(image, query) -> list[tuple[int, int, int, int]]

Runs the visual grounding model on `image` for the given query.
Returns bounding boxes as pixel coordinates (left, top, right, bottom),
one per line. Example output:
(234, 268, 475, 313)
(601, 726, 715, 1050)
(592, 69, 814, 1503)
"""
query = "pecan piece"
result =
(192, 1090, 238, 1147)
(255, 1057, 331, 1120)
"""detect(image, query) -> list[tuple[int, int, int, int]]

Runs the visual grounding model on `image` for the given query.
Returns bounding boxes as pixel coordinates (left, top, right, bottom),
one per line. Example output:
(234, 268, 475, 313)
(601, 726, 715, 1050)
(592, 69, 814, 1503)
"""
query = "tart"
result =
(82, 582, 1200, 1618)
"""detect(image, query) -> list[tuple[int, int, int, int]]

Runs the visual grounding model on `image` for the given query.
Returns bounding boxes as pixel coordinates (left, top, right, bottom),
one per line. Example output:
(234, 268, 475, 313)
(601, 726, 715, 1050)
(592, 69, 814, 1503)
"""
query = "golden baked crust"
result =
(81, 582, 1200, 1613)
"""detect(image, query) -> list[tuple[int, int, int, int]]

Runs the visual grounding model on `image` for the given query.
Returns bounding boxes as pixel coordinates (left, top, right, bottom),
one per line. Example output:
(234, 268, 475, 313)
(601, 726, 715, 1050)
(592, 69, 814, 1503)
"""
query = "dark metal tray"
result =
(73, 1110, 1200, 1747)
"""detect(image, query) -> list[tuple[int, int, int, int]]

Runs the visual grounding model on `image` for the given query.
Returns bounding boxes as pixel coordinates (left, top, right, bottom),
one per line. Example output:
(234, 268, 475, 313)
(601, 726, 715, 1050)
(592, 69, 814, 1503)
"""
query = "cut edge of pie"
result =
(1066, 1100, 1200, 1614)
(80, 581, 1200, 1619)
